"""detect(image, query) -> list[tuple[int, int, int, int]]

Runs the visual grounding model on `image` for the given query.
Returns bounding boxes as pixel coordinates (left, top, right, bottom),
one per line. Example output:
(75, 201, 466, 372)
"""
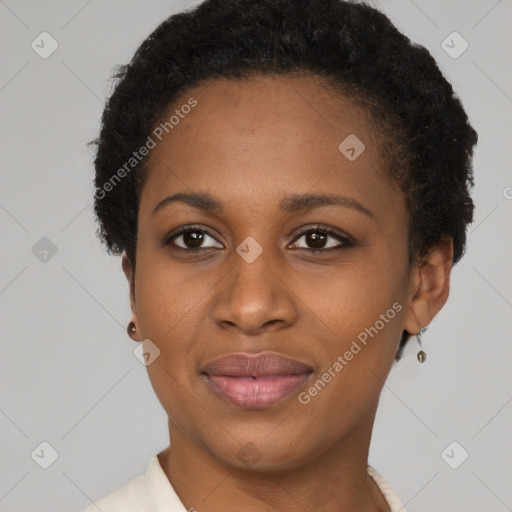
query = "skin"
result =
(122, 75, 453, 511)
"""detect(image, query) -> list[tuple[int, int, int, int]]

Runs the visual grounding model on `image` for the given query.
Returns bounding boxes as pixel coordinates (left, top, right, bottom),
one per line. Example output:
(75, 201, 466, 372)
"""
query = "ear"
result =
(122, 251, 138, 334)
(403, 237, 454, 335)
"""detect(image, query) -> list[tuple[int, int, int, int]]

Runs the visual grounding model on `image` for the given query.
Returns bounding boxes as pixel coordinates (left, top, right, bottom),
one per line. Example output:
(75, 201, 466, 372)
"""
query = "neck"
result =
(158, 402, 390, 512)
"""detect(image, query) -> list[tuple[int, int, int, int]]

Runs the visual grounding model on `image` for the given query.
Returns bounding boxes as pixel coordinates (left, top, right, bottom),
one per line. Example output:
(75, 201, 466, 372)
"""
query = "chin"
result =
(199, 428, 314, 472)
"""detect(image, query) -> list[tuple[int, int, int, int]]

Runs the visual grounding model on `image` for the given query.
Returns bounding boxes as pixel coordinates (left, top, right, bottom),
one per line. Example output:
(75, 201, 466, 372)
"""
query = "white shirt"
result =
(82, 455, 407, 511)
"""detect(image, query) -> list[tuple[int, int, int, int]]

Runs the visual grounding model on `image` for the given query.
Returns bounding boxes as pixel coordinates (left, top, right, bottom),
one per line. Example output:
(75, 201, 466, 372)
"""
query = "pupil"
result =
(184, 231, 203, 248)
(307, 232, 326, 248)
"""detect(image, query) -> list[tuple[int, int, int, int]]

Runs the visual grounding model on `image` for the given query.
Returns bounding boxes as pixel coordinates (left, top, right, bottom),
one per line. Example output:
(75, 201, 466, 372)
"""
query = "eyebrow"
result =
(152, 191, 375, 218)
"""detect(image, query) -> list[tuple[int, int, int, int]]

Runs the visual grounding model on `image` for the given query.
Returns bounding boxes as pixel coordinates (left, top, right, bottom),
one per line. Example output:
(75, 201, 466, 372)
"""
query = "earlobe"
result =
(403, 238, 454, 335)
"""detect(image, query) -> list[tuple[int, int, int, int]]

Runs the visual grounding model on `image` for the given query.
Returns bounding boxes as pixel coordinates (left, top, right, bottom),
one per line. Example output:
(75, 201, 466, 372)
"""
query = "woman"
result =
(84, 0, 477, 510)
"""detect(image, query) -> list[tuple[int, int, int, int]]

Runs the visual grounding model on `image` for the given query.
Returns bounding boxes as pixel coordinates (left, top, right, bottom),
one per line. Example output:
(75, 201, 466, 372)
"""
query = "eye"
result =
(161, 224, 354, 253)
(162, 225, 223, 251)
(290, 226, 354, 252)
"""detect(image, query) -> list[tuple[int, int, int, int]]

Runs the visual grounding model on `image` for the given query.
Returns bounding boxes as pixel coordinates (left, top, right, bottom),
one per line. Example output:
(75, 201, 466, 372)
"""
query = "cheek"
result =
(134, 267, 208, 432)
(309, 257, 406, 336)
(133, 267, 206, 413)
(308, 252, 409, 390)
(294, 265, 407, 443)
(134, 255, 207, 340)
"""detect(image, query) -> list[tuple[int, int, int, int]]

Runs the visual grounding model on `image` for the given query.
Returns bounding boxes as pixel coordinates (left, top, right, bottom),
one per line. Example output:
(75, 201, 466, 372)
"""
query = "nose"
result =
(211, 246, 299, 335)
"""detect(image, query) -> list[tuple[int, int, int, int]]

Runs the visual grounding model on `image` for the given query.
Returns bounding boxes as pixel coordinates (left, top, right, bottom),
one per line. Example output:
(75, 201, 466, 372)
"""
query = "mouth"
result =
(200, 352, 313, 409)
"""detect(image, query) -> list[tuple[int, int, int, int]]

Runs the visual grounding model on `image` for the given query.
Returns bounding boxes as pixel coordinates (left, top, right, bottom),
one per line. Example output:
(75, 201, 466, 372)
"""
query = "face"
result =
(123, 75, 447, 471)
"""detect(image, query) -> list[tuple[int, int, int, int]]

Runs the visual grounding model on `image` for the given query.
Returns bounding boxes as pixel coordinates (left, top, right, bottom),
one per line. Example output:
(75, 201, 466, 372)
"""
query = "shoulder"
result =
(80, 467, 150, 512)
(367, 465, 407, 512)
(80, 454, 188, 512)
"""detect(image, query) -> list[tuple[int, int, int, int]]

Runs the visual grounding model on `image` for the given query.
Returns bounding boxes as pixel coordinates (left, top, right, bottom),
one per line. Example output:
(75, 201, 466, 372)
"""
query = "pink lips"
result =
(201, 352, 313, 408)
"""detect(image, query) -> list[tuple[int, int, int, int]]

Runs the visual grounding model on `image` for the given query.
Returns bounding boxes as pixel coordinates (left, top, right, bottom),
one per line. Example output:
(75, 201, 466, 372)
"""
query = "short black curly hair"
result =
(90, 0, 477, 361)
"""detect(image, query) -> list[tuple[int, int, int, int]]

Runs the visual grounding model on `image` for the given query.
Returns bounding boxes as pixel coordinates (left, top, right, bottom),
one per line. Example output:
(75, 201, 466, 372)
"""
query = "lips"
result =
(202, 352, 313, 377)
(201, 352, 313, 408)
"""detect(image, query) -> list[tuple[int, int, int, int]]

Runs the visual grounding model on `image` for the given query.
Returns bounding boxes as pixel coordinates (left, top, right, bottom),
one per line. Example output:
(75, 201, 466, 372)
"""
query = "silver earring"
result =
(417, 327, 427, 363)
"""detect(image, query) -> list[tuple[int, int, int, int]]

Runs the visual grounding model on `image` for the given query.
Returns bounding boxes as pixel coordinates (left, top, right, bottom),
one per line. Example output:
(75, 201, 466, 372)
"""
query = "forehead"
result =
(140, 74, 397, 219)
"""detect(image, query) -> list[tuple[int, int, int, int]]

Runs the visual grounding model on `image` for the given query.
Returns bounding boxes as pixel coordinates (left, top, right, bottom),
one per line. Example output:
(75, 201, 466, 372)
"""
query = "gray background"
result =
(0, 0, 511, 511)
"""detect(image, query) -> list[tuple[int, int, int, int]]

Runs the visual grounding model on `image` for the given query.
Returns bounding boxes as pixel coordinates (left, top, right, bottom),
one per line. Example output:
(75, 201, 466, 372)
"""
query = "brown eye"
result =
(164, 226, 223, 250)
(290, 227, 353, 252)
(304, 231, 328, 249)
(180, 230, 206, 249)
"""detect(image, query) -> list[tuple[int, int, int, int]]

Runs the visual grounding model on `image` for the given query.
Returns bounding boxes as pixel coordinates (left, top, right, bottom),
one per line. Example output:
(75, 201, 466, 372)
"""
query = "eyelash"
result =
(161, 224, 355, 254)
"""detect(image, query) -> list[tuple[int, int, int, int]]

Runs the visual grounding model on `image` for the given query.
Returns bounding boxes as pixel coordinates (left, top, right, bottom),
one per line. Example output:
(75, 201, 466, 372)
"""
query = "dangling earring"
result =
(127, 321, 136, 336)
(417, 327, 427, 363)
